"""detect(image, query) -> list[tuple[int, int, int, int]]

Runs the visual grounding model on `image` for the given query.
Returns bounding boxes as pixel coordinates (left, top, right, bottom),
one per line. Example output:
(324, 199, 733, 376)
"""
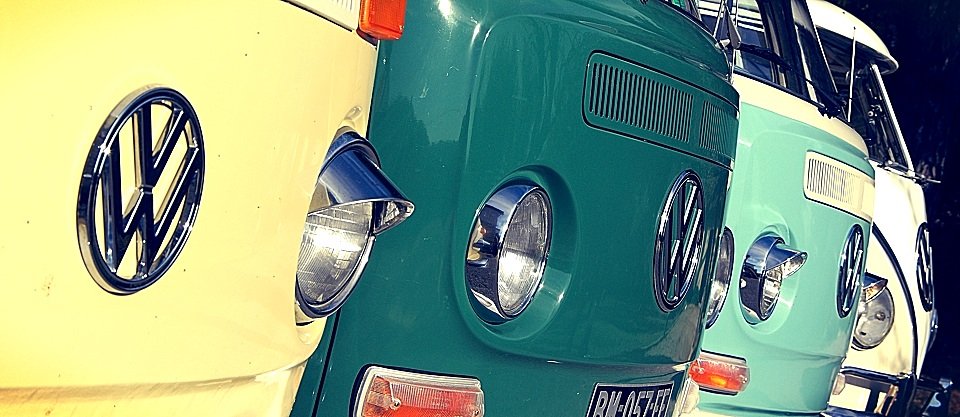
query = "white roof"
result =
(808, 0, 898, 73)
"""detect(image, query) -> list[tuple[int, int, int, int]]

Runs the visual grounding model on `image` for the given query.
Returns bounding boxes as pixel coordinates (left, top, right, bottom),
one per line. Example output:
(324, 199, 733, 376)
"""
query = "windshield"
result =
(790, 0, 842, 113)
(699, 0, 843, 115)
(700, 0, 778, 82)
(845, 65, 911, 170)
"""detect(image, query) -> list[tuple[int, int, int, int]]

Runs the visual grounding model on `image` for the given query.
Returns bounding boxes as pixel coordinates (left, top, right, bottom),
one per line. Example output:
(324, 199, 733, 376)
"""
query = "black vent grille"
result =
(587, 62, 693, 143)
(699, 101, 737, 157)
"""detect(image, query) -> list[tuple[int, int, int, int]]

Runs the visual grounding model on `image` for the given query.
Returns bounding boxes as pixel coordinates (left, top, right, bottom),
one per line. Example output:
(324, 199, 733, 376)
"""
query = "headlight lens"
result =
(705, 228, 734, 328)
(466, 184, 551, 322)
(295, 133, 414, 322)
(740, 235, 807, 322)
(852, 286, 895, 349)
(296, 203, 374, 315)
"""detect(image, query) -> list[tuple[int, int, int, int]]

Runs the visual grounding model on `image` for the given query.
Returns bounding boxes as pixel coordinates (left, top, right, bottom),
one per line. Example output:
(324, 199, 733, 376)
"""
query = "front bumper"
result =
(826, 367, 915, 417)
(0, 363, 305, 417)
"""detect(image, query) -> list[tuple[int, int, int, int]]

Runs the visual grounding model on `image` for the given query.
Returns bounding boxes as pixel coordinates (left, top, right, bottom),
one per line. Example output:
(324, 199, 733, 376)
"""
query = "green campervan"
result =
(691, 0, 875, 417)
(289, 1, 740, 416)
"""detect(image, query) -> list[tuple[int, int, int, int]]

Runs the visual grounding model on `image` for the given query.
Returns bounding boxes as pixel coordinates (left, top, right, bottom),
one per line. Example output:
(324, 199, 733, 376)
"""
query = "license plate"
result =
(584, 382, 674, 417)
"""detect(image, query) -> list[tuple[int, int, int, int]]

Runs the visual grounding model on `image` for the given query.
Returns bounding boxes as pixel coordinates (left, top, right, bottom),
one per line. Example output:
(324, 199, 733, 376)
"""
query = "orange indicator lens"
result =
(359, 0, 407, 40)
(688, 352, 750, 395)
(357, 367, 484, 417)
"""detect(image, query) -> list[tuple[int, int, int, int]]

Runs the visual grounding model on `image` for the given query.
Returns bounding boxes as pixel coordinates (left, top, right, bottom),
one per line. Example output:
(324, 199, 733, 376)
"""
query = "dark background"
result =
(828, 0, 960, 398)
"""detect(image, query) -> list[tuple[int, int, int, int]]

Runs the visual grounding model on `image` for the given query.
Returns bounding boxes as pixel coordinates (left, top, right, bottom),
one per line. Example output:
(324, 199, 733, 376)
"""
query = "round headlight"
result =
(852, 286, 895, 350)
(740, 235, 807, 322)
(466, 184, 551, 322)
(295, 133, 414, 322)
(705, 228, 734, 328)
(296, 203, 375, 319)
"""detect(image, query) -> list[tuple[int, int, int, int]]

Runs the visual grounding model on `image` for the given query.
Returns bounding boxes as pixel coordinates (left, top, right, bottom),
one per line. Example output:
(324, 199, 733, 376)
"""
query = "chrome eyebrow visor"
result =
(318, 133, 414, 234)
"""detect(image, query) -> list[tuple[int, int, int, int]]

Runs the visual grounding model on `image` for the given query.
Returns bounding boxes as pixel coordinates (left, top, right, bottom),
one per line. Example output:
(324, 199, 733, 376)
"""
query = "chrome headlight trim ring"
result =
(739, 234, 807, 322)
(294, 132, 415, 322)
(465, 183, 552, 323)
(705, 227, 735, 328)
(852, 284, 895, 350)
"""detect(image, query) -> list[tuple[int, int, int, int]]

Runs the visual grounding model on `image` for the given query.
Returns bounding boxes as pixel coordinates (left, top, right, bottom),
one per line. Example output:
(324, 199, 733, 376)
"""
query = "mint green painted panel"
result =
(291, 1, 740, 416)
(584, 53, 738, 167)
(698, 102, 873, 416)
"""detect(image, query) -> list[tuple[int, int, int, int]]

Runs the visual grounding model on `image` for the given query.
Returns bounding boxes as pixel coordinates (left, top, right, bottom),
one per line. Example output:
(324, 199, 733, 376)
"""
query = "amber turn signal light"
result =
(355, 366, 484, 417)
(689, 352, 750, 395)
(359, 0, 406, 40)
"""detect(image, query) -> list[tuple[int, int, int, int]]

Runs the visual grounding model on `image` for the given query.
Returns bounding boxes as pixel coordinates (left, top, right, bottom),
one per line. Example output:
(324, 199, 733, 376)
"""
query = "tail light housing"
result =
(359, 0, 407, 40)
(689, 351, 750, 395)
(355, 366, 484, 417)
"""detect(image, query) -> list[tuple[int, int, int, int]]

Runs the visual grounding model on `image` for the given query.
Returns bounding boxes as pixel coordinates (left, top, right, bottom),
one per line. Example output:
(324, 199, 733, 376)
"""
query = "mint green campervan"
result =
(690, 1, 875, 417)
(288, 1, 741, 416)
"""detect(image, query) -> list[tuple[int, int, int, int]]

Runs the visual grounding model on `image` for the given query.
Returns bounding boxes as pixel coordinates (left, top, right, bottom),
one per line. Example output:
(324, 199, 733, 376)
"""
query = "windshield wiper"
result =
(737, 43, 792, 71)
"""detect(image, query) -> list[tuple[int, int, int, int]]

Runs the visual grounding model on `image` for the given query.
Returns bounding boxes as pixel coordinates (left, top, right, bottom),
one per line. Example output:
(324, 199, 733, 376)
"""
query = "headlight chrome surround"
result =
(465, 184, 552, 323)
(740, 235, 807, 322)
(705, 227, 735, 328)
(294, 132, 414, 322)
(852, 277, 895, 350)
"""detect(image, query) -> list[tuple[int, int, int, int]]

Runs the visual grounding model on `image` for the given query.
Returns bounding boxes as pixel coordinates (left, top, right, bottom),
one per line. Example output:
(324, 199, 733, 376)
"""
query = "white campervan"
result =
(809, 1, 938, 415)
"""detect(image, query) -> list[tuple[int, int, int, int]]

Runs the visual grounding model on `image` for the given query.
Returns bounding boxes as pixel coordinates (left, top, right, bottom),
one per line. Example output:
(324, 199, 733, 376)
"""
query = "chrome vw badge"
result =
(837, 225, 865, 317)
(916, 223, 934, 311)
(76, 87, 204, 294)
(653, 170, 705, 311)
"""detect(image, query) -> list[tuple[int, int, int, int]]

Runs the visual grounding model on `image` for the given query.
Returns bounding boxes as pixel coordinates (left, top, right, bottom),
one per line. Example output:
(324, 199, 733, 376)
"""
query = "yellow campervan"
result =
(0, 1, 411, 416)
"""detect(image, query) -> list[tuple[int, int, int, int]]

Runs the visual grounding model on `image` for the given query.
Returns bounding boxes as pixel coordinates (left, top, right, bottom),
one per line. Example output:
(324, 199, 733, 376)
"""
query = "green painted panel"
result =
(584, 53, 738, 167)
(292, 0, 740, 416)
(698, 102, 874, 416)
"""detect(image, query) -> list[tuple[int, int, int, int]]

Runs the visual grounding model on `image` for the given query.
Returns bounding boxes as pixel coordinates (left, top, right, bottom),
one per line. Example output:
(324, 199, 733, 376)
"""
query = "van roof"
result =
(808, 0, 898, 73)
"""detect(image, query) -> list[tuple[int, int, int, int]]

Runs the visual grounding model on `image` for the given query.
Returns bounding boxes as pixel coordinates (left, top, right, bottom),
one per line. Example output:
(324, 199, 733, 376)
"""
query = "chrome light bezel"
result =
(295, 132, 414, 322)
(465, 184, 552, 323)
(740, 234, 807, 322)
(705, 227, 735, 328)
(852, 283, 895, 350)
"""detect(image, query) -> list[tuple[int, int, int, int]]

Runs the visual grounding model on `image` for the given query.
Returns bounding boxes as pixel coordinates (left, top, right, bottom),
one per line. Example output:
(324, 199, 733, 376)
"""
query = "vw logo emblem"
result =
(653, 170, 705, 311)
(916, 223, 934, 311)
(76, 87, 205, 294)
(836, 224, 865, 317)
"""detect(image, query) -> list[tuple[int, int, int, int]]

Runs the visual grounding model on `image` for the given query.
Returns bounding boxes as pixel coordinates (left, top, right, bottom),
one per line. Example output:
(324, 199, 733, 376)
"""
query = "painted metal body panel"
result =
(694, 74, 874, 416)
(292, 1, 739, 416)
(807, 0, 897, 73)
(0, 1, 377, 415)
(809, 1, 935, 412)
(829, 166, 928, 411)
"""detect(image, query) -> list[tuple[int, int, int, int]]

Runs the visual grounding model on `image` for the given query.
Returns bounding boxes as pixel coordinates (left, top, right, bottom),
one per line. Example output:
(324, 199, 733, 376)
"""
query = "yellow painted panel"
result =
(0, 0, 375, 406)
